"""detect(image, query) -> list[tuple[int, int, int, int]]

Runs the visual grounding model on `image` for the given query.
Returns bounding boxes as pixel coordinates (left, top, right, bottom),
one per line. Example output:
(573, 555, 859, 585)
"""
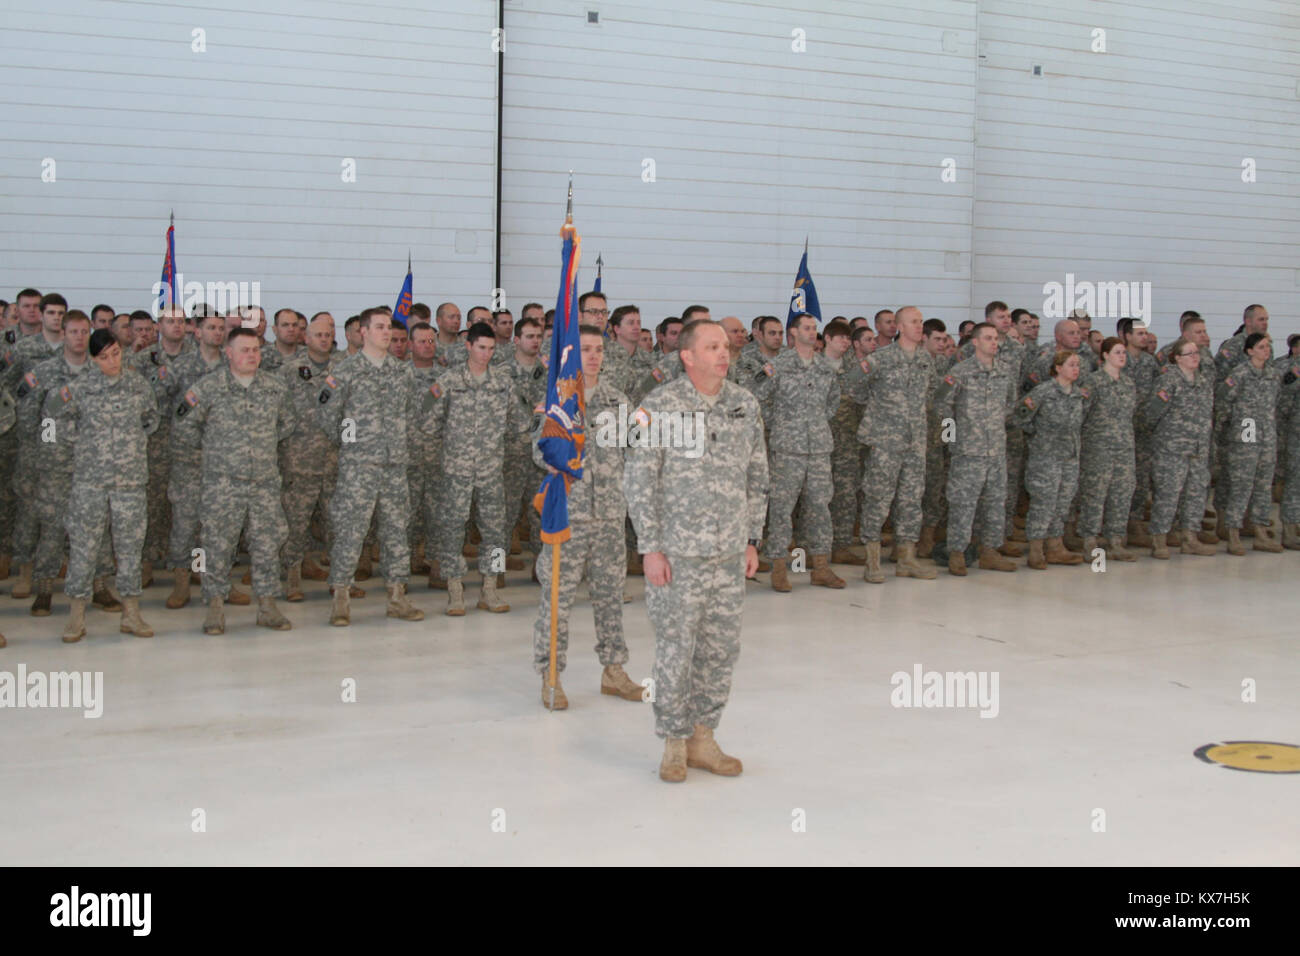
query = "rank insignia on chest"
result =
(651, 367, 664, 383)
(299, 366, 313, 381)
(1156, 389, 1170, 402)
(429, 383, 443, 399)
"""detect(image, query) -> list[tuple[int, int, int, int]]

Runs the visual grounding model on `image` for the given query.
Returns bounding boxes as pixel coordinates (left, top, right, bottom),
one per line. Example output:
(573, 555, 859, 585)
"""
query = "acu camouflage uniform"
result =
(827, 351, 866, 551)
(502, 353, 549, 559)
(962, 334, 1027, 536)
(1215, 359, 1281, 529)
(279, 351, 341, 571)
(1, 332, 63, 567)
(1015, 379, 1085, 540)
(1122, 347, 1161, 521)
(1078, 368, 1137, 539)
(1277, 360, 1300, 525)
(166, 350, 226, 571)
(131, 339, 193, 565)
(1145, 364, 1214, 536)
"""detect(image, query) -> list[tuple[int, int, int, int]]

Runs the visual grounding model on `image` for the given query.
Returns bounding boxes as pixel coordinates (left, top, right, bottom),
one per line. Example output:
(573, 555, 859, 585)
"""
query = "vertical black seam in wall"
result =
(494, 0, 505, 292)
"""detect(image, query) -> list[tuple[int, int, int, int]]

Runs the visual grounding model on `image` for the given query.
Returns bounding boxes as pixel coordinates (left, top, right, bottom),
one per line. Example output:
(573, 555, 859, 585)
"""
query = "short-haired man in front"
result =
(491, 309, 514, 364)
(1116, 317, 1161, 547)
(344, 314, 364, 354)
(751, 313, 843, 591)
(130, 313, 155, 352)
(848, 306, 938, 583)
(601, 303, 653, 403)
(90, 304, 114, 331)
(874, 309, 897, 344)
(532, 325, 643, 709)
(318, 308, 425, 624)
(262, 308, 304, 372)
(13, 289, 43, 337)
(172, 327, 297, 634)
(625, 320, 768, 782)
(500, 316, 547, 578)
(933, 323, 1019, 575)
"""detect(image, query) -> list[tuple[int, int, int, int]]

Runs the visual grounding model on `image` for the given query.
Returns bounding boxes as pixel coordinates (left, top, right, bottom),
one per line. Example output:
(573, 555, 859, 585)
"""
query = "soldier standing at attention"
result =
(319, 308, 425, 626)
(918, 318, 953, 558)
(625, 320, 768, 783)
(58, 331, 158, 643)
(1118, 318, 1161, 547)
(0, 387, 13, 642)
(1014, 350, 1086, 569)
(850, 306, 936, 584)
(822, 320, 865, 565)
(1145, 337, 1217, 559)
(172, 328, 297, 635)
(602, 304, 654, 403)
(751, 312, 842, 591)
(280, 313, 346, 601)
(932, 323, 1019, 576)
(426, 322, 522, 616)
(1216, 332, 1284, 555)
(1078, 338, 1139, 561)
(532, 325, 642, 709)
(3, 292, 66, 599)
(0, 288, 44, 582)
(406, 320, 441, 579)
(502, 316, 548, 577)
(261, 308, 304, 372)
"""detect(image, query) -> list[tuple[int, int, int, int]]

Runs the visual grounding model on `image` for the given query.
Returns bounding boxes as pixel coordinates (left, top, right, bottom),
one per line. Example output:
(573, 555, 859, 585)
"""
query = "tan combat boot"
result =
(916, 526, 937, 559)
(895, 542, 935, 580)
(686, 725, 743, 776)
(11, 562, 33, 599)
(257, 596, 292, 630)
(427, 559, 446, 590)
(601, 664, 643, 701)
(285, 562, 304, 603)
(1126, 518, 1152, 547)
(1082, 536, 1099, 558)
(1063, 521, 1085, 552)
(31, 579, 53, 616)
(349, 583, 366, 598)
(1007, 526, 1028, 544)
(330, 586, 350, 626)
(1198, 527, 1219, 545)
(1225, 528, 1245, 556)
(386, 581, 425, 621)
(863, 541, 885, 584)
(1182, 529, 1217, 556)
(91, 578, 122, 611)
(1108, 536, 1138, 561)
(997, 539, 1025, 557)
(1150, 532, 1170, 559)
(755, 556, 771, 573)
(542, 675, 568, 711)
(1027, 539, 1047, 570)
(226, 586, 250, 606)
(769, 557, 792, 592)
(165, 567, 190, 608)
(948, 550, 967, 576)
(477, 576, 509, 613)
(203, 596, 224, 635)
(411, 541, 430, 575)
(659, 738, 687, 783)
(1253, 524, 1284, 553)
(831, 546, 865, 565)
(141, 560, 153, 588)
(301, 555, 328, 580)
(1283, 523, 1300, 550)
(1045, 537, 1083, 565)
(978, 546, 1017, 572)
(119, 596, 154, 637)
(811, 553, 846, 588)
(62, 597, 87, 643)
(445, 578, 466, 617)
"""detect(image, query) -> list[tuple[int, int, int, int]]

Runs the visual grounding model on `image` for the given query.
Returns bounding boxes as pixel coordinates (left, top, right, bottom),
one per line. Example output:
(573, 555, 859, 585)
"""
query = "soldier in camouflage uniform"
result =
(932, 323, 1019, 575)
(1118, 319, 1161, 546)
(1278, 357, 1300, 548)
(532, 326, 643, 709)
(131, 306, 194, 584)
(1078, 338, 1138, 560)
(848, 306, 936, 583)
(918, 319, 954, 557)
(625, 320, 768, 783)
(1216, 332, 1284, 554)
(58, 331, 159, 643)
(319, 309, 426, 625)
(0, 289, 44, 579)
(0, 386, 13, 645)
(279, 314, 343, 601)
(822, 321, 865, 563)
(1015, 351, 1086, 568)
(749, 313, 842, 590)
(1, 293, 66, 598)
(502, 316, 548, 572)
(1213, 305, 1269, 535)
(406, 321, 441, 579)
(172, 329, 297, 634)
(21, 311, 117, 614)
(601, 304, 655, 404)
(425, 322, 523, 615)
(1145, 337, 1217, 558)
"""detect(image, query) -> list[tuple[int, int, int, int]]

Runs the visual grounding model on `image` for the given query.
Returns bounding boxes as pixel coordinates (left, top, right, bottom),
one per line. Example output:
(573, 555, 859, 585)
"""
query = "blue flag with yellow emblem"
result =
(786, 241, 821, 328)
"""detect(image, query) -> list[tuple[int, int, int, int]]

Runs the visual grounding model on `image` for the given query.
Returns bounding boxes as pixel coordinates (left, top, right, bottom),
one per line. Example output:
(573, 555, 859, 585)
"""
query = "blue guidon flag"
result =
(393, 254, 413, 328)
(160, 212, 178, 307)
(533, 188, 586, 546)
(786, 238, 821, 328)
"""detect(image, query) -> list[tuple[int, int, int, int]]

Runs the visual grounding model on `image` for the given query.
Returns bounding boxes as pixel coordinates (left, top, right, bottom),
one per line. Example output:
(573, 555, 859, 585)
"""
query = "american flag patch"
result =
(1156, 389, 1170, 402)
(1225, 376, 1235, 387)
(184, 389, 199, 407)
(943, 374, 956, 386)
(860, 360, 871, 374)
(157, 366, 167, 379)
(324, 375, 338, 389)
(22, 372, 37, 389)
(429, 383, 442, 399)
(1023, 396, 1035, 409)
(651, 367, 664, 383)
(59, 385, 71, 403)
(1079, 386, 1090, 399)
(762, 363, 774, 377)
(633, 407, 650, 428)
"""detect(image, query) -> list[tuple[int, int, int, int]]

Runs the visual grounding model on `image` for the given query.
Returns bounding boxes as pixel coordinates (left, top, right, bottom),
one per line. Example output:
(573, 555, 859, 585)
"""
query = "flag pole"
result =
(547, 172, 575, 712)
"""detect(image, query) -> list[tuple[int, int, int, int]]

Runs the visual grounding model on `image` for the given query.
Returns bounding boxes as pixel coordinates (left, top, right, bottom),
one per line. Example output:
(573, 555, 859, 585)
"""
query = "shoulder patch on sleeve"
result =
(943, 374, 956, 386)
(651, 367, 665, 383)
(59, 385, 72, 403)
(429, 382, 442, 399)
(1156, 389, 1170, 402)
(298, 366, 313, 381)
(1224, 376, 1236, 387)
(1079, 386, 1090, 399)
(1022, 395, 1035, 409)
(762, 363, 774, 377)
(633, 407, 650, 428)
(1220, 347, 1230, 357)
(859, 360, 871, 374)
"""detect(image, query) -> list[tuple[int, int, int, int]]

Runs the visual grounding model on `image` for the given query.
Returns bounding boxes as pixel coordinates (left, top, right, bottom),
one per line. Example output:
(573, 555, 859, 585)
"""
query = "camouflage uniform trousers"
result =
(922, 442, 949, 529)
(1003, 428, 1026, 536)
(406, 459, 435, 553)
(1150, 451, 1210, 536)
(532, 519, 628, 674)
(1078, 452, 1136, 539)
(327, 459, 411, 589)
(1129, 428, 1154, 520)
(11, 442, 40, 563)
(1223, 442, 1276, 529)
(142, 432, 172, 563)
(945, 455, 1007, 552)
(33, 470, 113, 582)
(829, 438, 862, 550)
(280, 465, 336, 570)
(434, 476, 505, 580)
(0, 429, 17, 556)
(503, 440, 543, 556)
(764, 451, 832, 559)
(859, 445, 925, 542)
(646, 552, 745, 740)
(166, 457, 202, 570)
(1024, 451, 1079, 540)
(1282, 438, 1300, 524)
(200, 475, 287, 601)
(65, 485, 146, 600)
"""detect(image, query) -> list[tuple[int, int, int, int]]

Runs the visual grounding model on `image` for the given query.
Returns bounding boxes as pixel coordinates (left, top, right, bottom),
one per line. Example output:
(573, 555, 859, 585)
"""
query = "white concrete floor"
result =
(1, 548, 1297, 866)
